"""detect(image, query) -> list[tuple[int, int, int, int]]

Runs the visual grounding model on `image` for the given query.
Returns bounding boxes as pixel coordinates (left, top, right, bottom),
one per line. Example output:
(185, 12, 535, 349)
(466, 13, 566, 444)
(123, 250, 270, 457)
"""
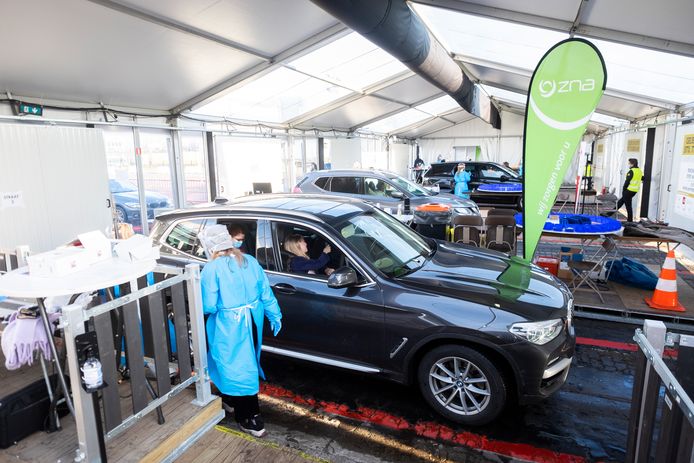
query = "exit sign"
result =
(14, 101, 44, 116)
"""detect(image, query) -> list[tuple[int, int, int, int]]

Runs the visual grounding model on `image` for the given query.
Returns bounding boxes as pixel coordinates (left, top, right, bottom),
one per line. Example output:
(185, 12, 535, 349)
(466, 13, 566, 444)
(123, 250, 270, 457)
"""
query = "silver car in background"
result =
(293, 169, 480, 216)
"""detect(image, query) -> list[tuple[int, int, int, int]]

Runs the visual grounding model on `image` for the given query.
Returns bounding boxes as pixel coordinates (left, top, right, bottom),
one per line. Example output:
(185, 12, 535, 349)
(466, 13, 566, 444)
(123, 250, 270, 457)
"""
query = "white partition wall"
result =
(0, 124, 112, 252)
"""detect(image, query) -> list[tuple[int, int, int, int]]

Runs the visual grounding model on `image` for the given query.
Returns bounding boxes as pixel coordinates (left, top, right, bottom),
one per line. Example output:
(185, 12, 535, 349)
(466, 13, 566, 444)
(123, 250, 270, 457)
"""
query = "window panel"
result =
(289, 32, 408, 91)
(195, 67, 351, 123)
(363, 108, 431, 134)
(164, 220, 206, 259)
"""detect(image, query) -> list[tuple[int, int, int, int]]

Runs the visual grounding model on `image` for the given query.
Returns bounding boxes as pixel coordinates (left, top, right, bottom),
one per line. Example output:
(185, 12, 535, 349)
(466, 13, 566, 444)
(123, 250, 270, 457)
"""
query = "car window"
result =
(273, 222, 346, 278)
(204, 218, 258, 258)
(387, 176, 429, 197)
(329, 176, 362, 194)
(164, 219, 206, 259)
(364, 178, 395, 197)
(313, 177, 329, 190)
(481, 164, 506, 180)
(109, 179, 138, 193)
(424, 163, 455, 177)
(338, 210, 430, 277)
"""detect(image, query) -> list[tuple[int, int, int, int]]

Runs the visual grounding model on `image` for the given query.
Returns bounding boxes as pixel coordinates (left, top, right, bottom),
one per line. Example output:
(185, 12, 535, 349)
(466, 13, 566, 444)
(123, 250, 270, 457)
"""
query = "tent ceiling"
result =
(0, 0, 691, 137)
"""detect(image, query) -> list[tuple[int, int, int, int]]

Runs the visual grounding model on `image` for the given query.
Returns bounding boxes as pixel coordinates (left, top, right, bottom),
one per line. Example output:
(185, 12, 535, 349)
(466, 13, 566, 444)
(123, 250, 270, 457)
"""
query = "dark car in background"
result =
(151, 194, 574, 425)
(423, 162, 523, 209)
(294, 169, 480, 216)
(109, 179, 171, 226)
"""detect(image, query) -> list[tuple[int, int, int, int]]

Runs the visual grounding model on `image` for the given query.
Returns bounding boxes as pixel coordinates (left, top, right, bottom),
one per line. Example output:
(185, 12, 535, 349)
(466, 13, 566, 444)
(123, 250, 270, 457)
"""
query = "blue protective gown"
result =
(454, 170, 472, 199)
(201, 255, 282, 396)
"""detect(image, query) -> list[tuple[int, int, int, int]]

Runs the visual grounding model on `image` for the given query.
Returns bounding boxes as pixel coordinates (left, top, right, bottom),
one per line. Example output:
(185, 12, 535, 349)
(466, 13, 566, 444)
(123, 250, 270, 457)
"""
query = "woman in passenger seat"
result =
(284, 234, 335, 276)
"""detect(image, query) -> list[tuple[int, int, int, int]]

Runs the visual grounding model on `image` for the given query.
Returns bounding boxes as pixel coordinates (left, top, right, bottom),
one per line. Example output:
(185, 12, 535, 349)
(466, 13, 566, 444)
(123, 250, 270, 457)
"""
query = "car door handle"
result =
(273, 283, 296, 295)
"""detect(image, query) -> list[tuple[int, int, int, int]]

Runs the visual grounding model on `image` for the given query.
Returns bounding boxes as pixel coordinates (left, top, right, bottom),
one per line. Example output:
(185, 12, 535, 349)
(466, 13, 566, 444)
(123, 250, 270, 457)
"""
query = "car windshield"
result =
(109, 179, 138, 193)
(387, 175, 430, 197)
(338, 210, 432, 277)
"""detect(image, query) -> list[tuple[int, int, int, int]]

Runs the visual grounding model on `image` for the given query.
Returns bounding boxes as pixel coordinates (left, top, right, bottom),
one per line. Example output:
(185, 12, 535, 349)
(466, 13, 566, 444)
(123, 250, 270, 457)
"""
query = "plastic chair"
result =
(451, 215, 483, 247)
(568, 238, 617, 303)
(485, 215, 516, 253)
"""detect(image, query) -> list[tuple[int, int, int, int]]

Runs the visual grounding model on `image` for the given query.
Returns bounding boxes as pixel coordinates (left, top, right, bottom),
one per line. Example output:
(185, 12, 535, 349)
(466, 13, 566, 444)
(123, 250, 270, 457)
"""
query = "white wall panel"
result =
(329, 138, 362, 169)
(0, 124, 111, 253)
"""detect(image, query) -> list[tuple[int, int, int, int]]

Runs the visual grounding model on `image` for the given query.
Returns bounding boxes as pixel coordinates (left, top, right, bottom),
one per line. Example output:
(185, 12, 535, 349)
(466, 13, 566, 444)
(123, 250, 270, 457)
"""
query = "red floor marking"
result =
(261, 383, 587, 463)
(576, 336, 677, 358)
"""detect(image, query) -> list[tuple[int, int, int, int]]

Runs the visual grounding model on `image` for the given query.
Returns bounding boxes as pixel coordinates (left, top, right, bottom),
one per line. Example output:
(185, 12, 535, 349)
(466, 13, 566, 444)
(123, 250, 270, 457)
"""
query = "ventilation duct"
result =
(310, 0, 501, 129)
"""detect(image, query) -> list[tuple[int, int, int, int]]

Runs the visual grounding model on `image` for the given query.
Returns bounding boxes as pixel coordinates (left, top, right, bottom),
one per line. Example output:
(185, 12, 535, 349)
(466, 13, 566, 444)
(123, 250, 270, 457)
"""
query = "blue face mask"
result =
(233, 240, 243, 249)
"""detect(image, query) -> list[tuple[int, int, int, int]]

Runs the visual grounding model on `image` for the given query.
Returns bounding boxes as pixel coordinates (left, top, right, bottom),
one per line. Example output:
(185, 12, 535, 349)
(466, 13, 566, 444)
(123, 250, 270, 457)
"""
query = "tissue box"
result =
(27, 247, 96, 277)
(77, 230, 112, 262)
(114, 235, 159, 262)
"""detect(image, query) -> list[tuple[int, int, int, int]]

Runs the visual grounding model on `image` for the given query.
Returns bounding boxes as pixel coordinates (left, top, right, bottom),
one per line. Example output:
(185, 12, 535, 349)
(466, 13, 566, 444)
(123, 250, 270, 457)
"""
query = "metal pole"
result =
(185, 264, 214, 406)
(62, 302, 102, 462)
(36, 298, 75, 416)
(132, 127, 149, 235)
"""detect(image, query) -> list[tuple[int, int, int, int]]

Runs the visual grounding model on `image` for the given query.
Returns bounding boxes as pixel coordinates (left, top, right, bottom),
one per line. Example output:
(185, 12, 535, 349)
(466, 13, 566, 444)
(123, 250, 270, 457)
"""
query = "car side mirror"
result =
(500, 175, 509, 182)
(389, 191, 404, 199)
(327, 267, 358, 289)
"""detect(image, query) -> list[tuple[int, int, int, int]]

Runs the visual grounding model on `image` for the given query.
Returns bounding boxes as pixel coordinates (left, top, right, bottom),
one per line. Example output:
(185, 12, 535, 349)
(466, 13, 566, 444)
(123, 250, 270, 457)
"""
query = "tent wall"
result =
(417, 111, 524, 166)
(0, 124, 112, 252)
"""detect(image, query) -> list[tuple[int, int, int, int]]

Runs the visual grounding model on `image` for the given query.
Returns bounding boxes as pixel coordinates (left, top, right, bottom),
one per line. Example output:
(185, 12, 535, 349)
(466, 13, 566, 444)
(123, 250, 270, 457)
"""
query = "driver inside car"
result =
(283, 234, 335, 276)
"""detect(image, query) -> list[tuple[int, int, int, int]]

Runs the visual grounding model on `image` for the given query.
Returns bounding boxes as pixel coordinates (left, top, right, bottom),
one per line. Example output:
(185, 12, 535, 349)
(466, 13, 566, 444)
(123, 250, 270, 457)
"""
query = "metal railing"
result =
(0, 245, 29, 274)
(60, 263, 218, 462)
(626, 320, 694, 462)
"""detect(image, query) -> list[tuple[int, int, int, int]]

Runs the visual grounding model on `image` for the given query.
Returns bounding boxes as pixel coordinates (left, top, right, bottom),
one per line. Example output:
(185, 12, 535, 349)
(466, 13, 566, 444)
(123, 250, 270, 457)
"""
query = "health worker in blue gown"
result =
(454, 163, 472, 199)
(199, 224, 282, 438)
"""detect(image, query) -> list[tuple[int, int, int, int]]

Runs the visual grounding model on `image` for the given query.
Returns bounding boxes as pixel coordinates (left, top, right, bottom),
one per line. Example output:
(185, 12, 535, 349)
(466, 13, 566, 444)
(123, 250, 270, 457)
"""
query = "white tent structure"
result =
(0, 0, 692, 232)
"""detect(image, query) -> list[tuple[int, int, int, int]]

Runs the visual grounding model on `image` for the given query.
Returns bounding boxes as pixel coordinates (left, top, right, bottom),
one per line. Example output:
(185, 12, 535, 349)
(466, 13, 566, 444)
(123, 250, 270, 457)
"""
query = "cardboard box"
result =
(77, 230, 112, 262)
(114, 235, 159, 262)
(27, 247, 96, 277)
(557, 261, 573, 280)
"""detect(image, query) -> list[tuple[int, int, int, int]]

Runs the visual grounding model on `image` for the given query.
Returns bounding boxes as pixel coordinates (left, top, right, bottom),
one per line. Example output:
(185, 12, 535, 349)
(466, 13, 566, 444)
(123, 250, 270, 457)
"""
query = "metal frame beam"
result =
(286, 70, 415, 127)
(170, 23, 349, 114)
(413, 115, 478, 138)
(391, 109, 461, 136)
(87, 0, 271, 61)
(350, 92, 446, 131)
(452, 53, 679, 113)
(410, 0, 694, 57)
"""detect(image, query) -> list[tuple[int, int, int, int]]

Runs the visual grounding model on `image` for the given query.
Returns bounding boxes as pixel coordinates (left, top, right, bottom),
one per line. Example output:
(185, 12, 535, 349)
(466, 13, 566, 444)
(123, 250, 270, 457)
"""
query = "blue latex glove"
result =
(270, 320, 282, 336)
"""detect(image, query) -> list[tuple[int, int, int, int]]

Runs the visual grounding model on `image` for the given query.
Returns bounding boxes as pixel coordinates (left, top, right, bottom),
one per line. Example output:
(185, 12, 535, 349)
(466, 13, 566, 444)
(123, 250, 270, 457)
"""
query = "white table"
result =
(0, 257, 156, 429)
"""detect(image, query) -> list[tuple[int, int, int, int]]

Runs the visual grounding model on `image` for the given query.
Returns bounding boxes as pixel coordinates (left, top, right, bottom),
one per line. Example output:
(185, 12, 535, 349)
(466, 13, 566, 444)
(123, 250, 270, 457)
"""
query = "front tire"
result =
(417, 345, 507, 426)
(115, 205, 127, 223)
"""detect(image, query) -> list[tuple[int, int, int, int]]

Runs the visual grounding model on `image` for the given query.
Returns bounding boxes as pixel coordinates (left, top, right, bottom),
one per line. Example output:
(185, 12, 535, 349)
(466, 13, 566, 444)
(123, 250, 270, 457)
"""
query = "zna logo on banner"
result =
(539, 79, 597, 98)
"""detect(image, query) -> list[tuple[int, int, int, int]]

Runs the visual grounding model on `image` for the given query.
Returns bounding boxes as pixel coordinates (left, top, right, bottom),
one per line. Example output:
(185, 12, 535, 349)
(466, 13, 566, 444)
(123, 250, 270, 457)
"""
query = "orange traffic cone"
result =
(645, 250, 685, 312)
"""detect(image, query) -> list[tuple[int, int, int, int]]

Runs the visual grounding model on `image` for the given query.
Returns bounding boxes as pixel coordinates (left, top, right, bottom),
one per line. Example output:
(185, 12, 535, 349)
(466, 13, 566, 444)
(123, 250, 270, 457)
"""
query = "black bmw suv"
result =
(423, 161, 523, 209)
(151, 195, 574, 425)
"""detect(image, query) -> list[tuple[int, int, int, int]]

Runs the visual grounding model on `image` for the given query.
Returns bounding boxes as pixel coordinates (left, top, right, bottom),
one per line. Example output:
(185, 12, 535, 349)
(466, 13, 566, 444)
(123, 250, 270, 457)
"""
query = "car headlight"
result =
(509, 319, 563, 345)
(124, 202, 141, 209)
(566, 298, 573, 326)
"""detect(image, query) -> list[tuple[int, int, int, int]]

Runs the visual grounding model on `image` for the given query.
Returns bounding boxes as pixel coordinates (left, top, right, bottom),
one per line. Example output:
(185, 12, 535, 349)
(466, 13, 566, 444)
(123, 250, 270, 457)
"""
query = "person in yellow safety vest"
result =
(614, 158, 643, 222)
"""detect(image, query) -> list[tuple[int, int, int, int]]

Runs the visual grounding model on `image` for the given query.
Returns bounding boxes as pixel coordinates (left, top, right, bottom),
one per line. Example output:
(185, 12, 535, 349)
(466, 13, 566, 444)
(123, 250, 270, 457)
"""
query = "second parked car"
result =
(294, 169, 480, 216)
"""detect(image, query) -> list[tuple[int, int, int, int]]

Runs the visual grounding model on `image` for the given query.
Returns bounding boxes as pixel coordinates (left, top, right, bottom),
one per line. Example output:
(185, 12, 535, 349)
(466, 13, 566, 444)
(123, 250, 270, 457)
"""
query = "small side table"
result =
(0, 257, 156, 430)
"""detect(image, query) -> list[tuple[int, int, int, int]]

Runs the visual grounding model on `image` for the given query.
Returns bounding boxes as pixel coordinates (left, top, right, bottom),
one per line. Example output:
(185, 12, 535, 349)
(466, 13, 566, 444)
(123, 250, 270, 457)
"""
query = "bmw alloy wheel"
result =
(428, 356, 491, 416)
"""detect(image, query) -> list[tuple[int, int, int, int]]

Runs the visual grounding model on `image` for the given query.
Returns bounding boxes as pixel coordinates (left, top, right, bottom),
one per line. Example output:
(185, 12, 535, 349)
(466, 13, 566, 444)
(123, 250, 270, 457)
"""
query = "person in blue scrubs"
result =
(199, 224, 282, 437)
(454, 163, 472, 199)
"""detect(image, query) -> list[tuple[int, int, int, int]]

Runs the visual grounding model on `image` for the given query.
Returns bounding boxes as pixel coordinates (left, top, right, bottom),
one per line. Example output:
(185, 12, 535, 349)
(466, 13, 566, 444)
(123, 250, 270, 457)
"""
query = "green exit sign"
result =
(15, 102, 44, 116)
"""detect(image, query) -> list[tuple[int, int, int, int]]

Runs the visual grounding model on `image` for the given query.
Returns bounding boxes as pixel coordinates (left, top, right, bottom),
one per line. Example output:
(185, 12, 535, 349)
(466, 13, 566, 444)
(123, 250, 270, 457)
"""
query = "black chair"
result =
(451, 215, 483, 247)
(485, 215, 516, 253)
(486, 208, 517, 217)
